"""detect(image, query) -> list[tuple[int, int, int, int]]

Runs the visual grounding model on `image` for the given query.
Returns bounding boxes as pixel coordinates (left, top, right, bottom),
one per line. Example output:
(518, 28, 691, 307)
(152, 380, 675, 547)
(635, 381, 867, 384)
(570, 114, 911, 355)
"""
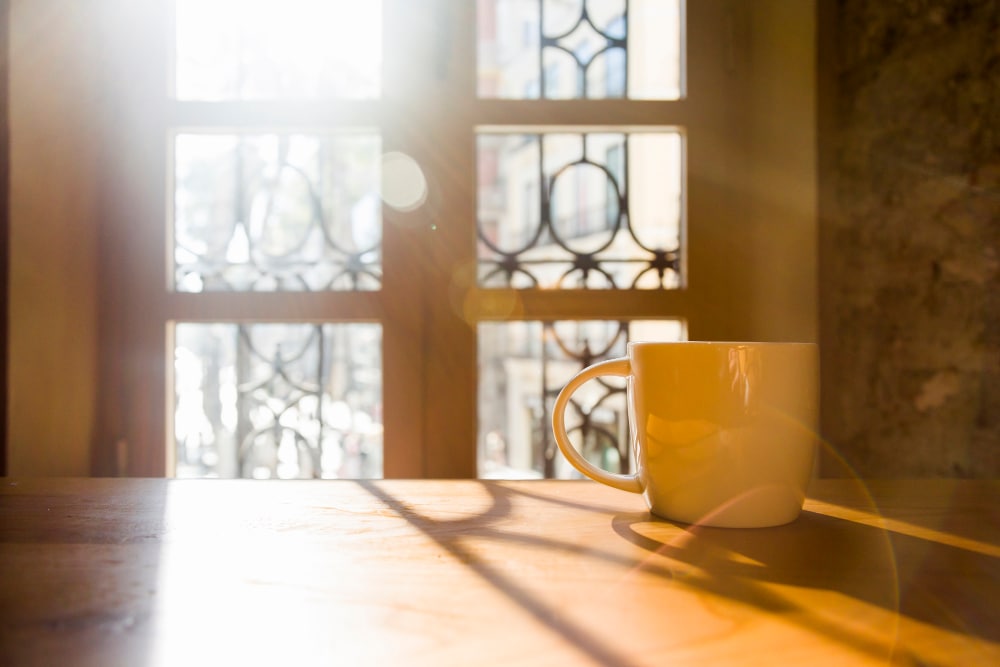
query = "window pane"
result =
(478, 319, 684, 479)
(477, 130, 683, 289)
(173, 133, 382, 292)
(477, 0, 682, 99)
(173, 323, 383, 479)
(174, 0, 382, 100)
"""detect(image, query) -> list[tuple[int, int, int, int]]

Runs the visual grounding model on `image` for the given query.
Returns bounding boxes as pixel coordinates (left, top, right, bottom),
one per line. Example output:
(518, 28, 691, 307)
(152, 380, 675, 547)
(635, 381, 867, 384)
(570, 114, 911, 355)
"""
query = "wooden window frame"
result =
(92, 0, 809, 479)
(0, 0, 8, 475)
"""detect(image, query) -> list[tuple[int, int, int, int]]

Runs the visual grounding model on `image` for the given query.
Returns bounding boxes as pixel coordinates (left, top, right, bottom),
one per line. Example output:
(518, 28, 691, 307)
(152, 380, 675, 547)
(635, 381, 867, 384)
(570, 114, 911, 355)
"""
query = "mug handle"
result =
(552, 357, 642, 494)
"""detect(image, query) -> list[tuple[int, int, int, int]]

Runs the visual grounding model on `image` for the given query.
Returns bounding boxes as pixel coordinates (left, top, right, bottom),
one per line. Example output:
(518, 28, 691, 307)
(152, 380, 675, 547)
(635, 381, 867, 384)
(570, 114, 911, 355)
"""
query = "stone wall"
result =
(821, 0, 999, 476)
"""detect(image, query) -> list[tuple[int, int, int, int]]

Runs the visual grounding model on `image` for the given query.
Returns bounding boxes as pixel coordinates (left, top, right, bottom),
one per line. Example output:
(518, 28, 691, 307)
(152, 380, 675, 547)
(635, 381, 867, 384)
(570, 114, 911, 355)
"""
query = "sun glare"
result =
(175, 0, 383, 100)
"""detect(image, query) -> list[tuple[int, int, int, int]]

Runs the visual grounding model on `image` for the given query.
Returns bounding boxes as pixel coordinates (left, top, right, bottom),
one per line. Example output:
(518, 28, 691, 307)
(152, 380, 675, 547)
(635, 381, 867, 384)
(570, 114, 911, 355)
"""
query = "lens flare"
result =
(380, 151, 427, 212)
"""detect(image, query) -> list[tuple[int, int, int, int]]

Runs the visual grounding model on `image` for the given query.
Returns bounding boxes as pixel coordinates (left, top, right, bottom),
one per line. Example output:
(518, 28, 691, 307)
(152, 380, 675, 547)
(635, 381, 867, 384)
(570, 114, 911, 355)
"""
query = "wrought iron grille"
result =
(538, 320, 628, 478)
(540, 0, 628, 99)
(174, 323, 383, 479)
(477, 131, 683, 289)
(478, 319, 683, 479)
(173, 133, 382, 292)
(477, 0, 681, 101)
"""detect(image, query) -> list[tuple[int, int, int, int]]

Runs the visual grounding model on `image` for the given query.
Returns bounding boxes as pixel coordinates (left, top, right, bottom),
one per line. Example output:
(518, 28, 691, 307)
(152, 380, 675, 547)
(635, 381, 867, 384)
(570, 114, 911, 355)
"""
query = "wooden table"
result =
(1, 478, 997, 666)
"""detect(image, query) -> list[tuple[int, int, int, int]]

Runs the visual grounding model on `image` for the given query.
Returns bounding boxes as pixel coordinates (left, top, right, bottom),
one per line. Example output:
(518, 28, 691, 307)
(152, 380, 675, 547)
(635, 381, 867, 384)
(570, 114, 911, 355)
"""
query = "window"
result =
(96, 0, 756, 479)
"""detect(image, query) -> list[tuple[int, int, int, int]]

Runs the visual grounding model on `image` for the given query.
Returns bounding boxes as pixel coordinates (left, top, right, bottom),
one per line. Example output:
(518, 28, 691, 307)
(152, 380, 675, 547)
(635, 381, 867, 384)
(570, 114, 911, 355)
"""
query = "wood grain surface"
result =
(1, 478, 997, 666)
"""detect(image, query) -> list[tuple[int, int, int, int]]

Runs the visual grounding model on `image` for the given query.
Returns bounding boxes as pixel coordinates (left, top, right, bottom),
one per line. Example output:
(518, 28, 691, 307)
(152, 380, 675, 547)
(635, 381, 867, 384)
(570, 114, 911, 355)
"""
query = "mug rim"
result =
(628, 340, 817, 348)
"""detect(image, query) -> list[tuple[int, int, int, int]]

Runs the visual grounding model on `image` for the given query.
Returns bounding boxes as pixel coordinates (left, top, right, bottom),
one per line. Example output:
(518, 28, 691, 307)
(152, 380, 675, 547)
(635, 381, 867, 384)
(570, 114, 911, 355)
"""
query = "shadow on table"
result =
(358, 480, 647, 667)
(611, 506, 1000, 663)
(358, 480, 999, 667)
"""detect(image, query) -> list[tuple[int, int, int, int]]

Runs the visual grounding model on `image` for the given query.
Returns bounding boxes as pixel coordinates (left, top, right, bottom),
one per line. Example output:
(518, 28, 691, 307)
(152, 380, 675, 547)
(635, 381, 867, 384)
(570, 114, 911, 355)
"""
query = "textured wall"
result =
(822, 0, 999, 476)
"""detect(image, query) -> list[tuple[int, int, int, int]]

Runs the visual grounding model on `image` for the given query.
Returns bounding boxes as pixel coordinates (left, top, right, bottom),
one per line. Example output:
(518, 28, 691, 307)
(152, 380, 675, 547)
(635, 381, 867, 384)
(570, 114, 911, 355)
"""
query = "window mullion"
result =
(381, 0, 477, 476)
(93, 0, 173, 475)
(410, 0, 479, 477)
(683, 0, 751, 340)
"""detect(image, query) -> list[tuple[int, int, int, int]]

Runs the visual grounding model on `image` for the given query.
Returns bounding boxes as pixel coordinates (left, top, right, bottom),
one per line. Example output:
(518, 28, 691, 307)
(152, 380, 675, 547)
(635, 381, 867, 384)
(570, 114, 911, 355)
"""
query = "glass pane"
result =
(173, 323, 383, 479)
(173, 132, 382, 292)
(174, 0, 382, 100)
(477, 0, 682, 99)
(477, 130, 683, 289)
(478, 319, 684, 479)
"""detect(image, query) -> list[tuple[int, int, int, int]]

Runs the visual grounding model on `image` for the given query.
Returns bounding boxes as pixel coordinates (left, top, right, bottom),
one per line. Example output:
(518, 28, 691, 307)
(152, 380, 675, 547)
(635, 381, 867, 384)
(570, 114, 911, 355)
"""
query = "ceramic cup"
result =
(552, 342, 819, 528)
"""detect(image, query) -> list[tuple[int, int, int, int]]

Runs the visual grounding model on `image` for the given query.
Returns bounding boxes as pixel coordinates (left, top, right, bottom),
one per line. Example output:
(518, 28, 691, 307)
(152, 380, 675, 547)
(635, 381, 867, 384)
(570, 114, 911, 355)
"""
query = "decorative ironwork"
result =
(540, 0, 628, 99)
(174, 323, 382, 479)
(477, 131, 683, 289)
(173, 133, 382, 292)
(539, 320, 630, 478)
(477, 0, 680, 100)
(478, 319, 684, 479)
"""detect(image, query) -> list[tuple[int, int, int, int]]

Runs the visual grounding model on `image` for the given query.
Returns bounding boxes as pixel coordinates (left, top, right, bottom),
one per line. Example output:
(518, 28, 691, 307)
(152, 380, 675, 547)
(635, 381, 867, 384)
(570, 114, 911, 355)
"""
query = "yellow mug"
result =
(552, 342, 819, 527)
